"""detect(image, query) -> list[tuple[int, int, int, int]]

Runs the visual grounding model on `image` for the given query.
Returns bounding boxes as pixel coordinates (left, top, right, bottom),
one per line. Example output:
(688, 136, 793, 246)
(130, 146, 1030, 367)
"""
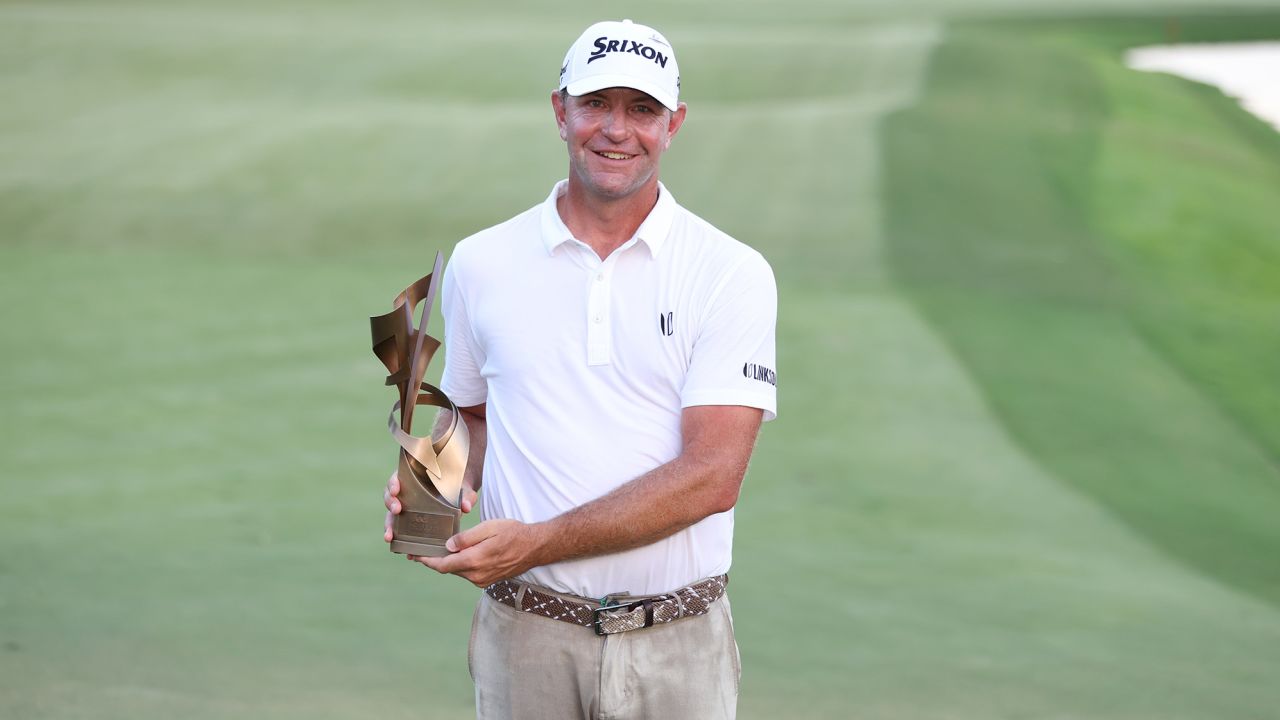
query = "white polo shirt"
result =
(441, 180, 777, 598)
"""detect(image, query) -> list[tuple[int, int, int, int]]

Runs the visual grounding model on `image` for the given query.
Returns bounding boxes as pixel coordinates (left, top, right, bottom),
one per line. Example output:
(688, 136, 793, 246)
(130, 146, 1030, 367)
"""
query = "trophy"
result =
(370, 252, 470, 557)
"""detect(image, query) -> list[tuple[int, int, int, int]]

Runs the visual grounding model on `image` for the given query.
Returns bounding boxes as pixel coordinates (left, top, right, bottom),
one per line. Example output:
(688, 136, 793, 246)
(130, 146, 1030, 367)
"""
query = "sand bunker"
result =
(1126, 41, 1280, 132)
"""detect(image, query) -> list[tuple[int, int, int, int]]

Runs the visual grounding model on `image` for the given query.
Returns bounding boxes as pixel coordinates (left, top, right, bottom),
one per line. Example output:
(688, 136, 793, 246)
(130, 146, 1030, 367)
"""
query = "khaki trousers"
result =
(468, 590, 740, 720)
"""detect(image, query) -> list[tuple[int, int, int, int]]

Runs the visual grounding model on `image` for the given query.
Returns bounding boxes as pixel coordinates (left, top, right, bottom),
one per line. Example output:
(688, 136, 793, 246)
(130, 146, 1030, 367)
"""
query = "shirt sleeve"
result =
(680, 251, 778, 421)
(439, 255, 488, 408)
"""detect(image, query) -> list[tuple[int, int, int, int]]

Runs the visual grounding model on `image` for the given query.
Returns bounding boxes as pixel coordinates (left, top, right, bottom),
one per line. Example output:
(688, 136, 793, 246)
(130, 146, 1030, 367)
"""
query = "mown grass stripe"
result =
(883, 15, 1280, 611)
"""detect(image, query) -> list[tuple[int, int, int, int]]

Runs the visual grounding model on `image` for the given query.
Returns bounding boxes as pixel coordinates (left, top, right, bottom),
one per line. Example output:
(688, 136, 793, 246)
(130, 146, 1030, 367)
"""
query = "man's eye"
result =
(634, 105, 653, 113)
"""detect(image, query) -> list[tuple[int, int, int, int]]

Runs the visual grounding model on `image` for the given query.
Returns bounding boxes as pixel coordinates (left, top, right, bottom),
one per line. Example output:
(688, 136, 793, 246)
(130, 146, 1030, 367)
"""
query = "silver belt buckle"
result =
(593, 598, 656, 636)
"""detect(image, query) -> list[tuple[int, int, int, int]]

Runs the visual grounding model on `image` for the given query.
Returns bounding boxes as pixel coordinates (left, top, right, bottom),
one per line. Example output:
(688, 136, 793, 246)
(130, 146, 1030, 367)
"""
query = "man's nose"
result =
(601, 106, 629, 141)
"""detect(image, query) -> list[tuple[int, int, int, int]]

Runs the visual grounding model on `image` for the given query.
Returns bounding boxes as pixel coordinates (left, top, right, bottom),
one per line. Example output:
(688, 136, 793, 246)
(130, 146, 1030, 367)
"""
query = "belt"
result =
(484, 575, 728, 636)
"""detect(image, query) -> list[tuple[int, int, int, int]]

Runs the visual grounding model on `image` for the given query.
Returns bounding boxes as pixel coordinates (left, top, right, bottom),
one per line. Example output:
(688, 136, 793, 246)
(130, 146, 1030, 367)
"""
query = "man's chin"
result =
(578, 173, 655, 201)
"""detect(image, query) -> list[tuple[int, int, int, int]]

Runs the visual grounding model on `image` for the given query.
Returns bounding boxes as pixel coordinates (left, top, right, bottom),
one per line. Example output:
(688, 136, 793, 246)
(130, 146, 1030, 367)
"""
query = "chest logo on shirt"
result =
(659, 311, 674, 336)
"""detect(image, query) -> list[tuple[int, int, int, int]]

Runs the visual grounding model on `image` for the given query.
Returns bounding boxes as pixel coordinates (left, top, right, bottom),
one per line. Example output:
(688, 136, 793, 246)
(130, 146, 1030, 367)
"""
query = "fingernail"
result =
(446, 538, 457, 552)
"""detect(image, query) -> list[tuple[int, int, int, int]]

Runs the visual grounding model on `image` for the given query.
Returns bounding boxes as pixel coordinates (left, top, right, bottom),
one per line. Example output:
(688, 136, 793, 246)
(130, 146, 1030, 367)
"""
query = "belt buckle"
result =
(593, 598, 655, 636)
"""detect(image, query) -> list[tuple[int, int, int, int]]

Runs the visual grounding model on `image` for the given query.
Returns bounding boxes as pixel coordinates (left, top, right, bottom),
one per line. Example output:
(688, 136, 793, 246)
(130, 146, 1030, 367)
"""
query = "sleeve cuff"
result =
(681, 389, 777, 422)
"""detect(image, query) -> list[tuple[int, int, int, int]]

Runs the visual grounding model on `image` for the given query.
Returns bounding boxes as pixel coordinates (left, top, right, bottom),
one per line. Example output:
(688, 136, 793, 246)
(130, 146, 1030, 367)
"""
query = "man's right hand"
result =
(383, 470, 402, 544)
(383, 470, 480, 544)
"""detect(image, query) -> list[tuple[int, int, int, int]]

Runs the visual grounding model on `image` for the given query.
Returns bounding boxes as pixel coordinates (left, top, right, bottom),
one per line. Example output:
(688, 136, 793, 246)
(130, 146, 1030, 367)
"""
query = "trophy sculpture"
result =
(370, 252, 470, 557)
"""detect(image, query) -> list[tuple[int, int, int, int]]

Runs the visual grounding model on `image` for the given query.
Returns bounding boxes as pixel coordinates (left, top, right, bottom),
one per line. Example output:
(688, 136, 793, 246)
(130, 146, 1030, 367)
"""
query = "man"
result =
(383, 18, 777, 719)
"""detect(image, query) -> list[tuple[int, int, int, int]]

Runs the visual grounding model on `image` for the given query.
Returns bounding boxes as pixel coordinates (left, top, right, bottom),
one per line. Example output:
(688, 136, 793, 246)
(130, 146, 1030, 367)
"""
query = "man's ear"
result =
(552, 90, 568, 141)
(664, 102, 688, 149)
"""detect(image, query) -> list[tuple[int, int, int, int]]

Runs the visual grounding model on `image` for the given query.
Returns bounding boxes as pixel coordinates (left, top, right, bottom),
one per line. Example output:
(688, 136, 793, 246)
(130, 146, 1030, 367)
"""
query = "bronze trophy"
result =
(370, 252, 470, 557)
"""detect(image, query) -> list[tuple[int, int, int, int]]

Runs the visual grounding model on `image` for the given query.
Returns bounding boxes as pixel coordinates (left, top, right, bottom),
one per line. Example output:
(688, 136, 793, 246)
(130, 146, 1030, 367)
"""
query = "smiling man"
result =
(384, 19, 777, 720)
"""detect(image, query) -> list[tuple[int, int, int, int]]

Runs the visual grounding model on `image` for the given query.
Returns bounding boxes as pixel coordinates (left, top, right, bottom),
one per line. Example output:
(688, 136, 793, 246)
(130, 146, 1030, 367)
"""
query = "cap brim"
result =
(564, 74, 678, 112)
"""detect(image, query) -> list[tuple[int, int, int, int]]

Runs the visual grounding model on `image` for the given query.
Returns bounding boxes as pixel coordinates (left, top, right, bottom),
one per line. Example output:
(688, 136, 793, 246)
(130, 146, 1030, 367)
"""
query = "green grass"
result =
(1090, 53, 1280, 461)
(884, 13, 1280, 612)
(3, 2, 1280, 718)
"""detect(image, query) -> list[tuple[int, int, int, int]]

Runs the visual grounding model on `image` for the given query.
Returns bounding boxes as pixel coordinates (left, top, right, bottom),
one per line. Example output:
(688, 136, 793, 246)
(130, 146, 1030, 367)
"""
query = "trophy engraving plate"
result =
(370, 252, 470, 557)
(402, 512, 458, 540)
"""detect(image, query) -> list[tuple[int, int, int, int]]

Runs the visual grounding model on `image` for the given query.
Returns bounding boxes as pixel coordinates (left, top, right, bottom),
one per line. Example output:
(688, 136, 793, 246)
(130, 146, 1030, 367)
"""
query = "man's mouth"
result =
(595, 151, 635, 160)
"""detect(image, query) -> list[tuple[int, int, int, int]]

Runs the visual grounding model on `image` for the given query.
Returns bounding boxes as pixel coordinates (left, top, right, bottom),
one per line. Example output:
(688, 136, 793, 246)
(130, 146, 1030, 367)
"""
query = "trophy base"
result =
(389, 507, 460, 557)
(390, 538, 452, 557)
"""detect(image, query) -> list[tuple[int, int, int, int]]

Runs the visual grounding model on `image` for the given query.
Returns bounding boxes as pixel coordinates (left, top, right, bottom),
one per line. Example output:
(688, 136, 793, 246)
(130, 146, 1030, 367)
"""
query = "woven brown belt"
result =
(484, 575, 728, 636)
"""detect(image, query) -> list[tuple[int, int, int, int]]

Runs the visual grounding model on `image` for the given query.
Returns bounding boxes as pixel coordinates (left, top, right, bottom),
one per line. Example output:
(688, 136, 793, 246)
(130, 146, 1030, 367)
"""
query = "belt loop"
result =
(514, 582, 528, 609)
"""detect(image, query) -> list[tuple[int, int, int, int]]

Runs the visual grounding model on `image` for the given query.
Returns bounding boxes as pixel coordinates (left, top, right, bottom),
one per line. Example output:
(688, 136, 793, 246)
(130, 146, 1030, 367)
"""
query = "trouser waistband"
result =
(484, 575, 728, 635)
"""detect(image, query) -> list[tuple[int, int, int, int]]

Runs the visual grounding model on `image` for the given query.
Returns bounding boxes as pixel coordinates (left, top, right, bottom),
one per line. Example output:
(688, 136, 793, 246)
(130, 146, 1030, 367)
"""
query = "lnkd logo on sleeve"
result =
(743, 362, 776, 386)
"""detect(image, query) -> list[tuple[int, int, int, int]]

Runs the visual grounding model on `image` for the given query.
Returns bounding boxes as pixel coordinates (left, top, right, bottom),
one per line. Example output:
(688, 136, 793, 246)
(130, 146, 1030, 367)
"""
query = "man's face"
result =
(552, 87, 687, 201)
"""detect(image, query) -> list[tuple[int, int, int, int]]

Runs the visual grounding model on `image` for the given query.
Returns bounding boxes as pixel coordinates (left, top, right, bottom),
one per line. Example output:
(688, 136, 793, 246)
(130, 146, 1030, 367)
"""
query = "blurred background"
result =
(2, 1, 1279, 718)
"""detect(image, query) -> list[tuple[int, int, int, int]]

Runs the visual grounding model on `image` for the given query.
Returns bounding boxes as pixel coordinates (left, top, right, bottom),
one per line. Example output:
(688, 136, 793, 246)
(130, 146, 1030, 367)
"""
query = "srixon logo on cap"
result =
(588, 36, 670, 67)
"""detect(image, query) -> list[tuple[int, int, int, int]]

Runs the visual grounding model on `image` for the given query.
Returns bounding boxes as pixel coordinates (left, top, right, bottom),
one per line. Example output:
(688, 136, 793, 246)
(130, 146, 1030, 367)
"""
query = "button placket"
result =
(586, 260, 614, 366)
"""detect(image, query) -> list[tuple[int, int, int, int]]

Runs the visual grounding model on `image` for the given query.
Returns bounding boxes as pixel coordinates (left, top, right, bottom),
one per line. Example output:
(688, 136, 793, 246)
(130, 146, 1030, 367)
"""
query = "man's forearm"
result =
(522, 405, 761, 569)
(421, 405, 761, 587)
(525, 451, 745, 568)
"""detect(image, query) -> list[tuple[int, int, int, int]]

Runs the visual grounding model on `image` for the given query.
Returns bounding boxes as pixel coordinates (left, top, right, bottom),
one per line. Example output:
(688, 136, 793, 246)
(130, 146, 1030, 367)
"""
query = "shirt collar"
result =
(539, 180, 677, 258)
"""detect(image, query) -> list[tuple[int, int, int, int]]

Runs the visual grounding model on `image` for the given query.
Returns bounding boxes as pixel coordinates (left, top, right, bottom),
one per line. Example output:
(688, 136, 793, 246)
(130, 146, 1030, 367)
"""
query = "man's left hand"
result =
(409, 519, 546, 588)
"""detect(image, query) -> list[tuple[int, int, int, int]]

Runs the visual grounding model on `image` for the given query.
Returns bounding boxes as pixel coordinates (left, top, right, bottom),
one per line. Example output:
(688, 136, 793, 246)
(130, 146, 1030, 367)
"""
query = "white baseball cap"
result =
(559, 19, 681, 111)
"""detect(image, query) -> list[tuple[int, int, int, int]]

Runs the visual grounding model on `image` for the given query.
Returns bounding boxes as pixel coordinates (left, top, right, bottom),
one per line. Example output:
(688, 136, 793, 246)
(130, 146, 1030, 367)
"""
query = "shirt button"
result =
(593, 315, 603, 324)
(596, 274, 604, 282)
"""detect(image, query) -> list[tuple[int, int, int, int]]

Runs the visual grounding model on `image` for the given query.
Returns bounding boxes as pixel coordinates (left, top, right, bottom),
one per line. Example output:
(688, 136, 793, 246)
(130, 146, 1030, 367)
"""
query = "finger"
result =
(388, 471, 401, 497)
(461, 487, 478, 514)
(446, 520, 499, 553)
(384, 511, 394, 543)
(418, 556, 443, 573)
(421, 552, 467, 575)
(445, 530, 473, 553)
